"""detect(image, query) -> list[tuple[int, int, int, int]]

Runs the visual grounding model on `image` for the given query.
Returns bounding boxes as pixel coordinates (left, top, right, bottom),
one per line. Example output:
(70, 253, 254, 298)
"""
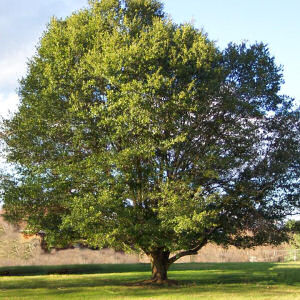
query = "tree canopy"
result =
(1, 0, 299, 282)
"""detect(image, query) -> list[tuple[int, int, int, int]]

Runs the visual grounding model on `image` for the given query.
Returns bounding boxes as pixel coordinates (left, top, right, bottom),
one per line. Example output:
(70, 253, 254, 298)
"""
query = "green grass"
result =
(1, 262, 300, 299)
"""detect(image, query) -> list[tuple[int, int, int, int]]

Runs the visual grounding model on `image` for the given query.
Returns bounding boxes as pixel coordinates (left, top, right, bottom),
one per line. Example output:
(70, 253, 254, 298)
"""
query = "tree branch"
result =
(168, 227, 219, 265)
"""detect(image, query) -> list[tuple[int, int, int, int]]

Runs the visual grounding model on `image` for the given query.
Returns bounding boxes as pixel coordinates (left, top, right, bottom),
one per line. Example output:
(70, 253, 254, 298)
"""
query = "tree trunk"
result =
(149, 249, 170, 283)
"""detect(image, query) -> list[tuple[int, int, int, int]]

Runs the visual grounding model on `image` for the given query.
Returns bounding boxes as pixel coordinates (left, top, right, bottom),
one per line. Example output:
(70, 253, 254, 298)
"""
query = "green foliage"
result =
(0, 0, 299, 275)
(285, 220, 300, 248)
(286, 220, 300, 233)
(294, 235, 300, 249)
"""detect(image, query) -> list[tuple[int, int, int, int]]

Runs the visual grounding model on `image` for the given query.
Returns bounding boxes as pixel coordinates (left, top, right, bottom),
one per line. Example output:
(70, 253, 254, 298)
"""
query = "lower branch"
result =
(168, 227, 219, 265)
(168, 238, 208, 265)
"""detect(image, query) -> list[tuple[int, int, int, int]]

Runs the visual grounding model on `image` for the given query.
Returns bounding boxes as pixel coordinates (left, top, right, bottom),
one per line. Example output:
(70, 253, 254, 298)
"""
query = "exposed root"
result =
(128, 279, 179, 286)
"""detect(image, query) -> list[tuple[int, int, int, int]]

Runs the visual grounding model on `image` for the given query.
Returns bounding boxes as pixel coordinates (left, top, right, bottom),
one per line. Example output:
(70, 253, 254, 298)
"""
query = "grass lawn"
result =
(0, 262, 300, 299)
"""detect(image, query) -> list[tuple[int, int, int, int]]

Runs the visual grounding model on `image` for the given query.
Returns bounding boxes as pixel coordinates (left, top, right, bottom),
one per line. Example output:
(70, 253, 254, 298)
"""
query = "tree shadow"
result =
(1, 262, 300, 299)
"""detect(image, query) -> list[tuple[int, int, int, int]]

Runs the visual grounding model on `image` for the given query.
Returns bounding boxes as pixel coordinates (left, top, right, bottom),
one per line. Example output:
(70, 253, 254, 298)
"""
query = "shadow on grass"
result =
(0, 276, 299, 300)
(1, 263, 300, 291)
(0, 263, 151, 276)
(0, 262, 280, 276)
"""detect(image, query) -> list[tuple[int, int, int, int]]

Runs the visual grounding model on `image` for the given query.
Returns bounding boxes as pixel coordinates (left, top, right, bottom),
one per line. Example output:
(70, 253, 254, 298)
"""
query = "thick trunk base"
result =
(151, 265, 168, 283)
(149, 249, 170, 284)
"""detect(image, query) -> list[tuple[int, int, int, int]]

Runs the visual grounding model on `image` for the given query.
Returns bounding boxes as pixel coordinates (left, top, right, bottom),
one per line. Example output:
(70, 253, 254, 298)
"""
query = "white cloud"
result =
(0, 0, 87, 120)
(0, 92, 19, 119)
(0, 47, 33, 92)
(0, 49, 29, 119)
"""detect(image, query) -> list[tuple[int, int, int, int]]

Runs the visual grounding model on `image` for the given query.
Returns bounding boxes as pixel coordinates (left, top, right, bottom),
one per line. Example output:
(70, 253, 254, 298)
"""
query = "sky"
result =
(0, 0, 299, 119)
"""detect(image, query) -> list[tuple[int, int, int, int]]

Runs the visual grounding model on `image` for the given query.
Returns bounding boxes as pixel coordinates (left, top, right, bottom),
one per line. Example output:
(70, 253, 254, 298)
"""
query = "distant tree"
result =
(1, 0, 299, 282)
(286, 220, 300, 248)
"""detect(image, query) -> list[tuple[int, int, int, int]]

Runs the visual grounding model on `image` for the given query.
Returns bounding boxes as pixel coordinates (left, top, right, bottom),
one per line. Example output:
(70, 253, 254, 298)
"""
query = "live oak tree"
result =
(1, 0, 299, 282)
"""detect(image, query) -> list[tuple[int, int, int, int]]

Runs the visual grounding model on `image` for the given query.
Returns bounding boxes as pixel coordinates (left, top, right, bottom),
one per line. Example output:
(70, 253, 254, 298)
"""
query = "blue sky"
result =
(0, 0, 299, 118)
(164, 0, 300, 106)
